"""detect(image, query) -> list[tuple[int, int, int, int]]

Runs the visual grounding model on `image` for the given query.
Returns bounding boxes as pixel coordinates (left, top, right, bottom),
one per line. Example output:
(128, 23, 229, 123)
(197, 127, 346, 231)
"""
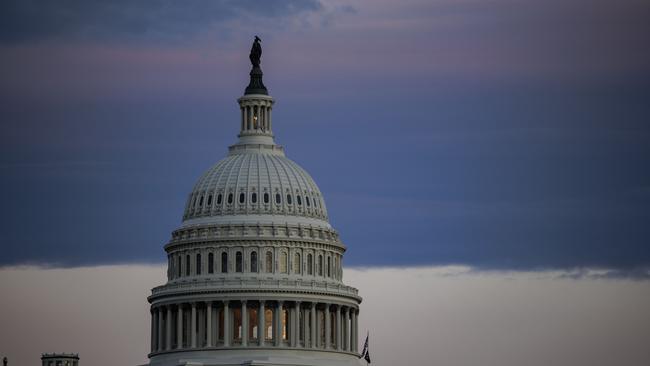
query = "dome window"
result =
(196, 253, 202, 275)
(227, 193, 233, 204)
(287, 194, 292, 205)
(264, 193, 269, 204)
(297, 195, 302, 206)
(251, 251, 258, 272)
(217, 194, 223, 205)
(307, 254, 313, 275)
(239, 193, 245, 204)
(306, 196, 310, 207)
(251, 192, 257, 204)
(185, 255, 191, 276)
(221, 252, 228, 273)
(275, 193, 281, 204)
(207, 195, 213, 206)
(265, 251, 273, 273)
(208, 253, 214, 274)
(199, 196, 204, 206)
(235, 251, 243, 272)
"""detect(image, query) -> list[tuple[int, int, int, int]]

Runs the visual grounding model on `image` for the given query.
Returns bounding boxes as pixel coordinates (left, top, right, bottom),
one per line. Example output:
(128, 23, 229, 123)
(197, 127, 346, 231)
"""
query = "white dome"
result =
(182, 145, 330, 229)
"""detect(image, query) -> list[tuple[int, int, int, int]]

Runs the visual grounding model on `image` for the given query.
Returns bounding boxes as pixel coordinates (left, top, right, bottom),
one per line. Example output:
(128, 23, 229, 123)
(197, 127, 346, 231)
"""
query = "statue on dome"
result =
(249, 36, 262, 68)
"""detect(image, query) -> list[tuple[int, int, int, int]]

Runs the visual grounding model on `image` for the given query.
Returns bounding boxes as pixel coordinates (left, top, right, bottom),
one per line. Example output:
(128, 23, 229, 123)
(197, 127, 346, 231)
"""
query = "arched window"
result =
(217, 194, 223, 205)
(251, 251, 258, 273)
(177, 255, 182, 277)
(227, 193, 233, 204)
(199, 195, 204, 206)
(264, 193, 269, 204)
(208, 253, 214, 274)
(287, 194, 292, 205)
(293, 252, 301, 274)
(251, 192, 257, 204)
(196, 253, 202, 275)
(207, 194, 213, 205)
(280, 252, 288, 274)
(221, 252, 228, 273)
(239, 193, 245, 204)
(327, 256, 331, 277)
(275, 193, 281, 204)
(306, 196, 310, 207)
(186, 255, 191, 276)
(236, 251, 243, 272)
(265, 251, 273, 273)
(318, 255, 323, 276)
(297, 195, 302, 205)
(307, 254, 313, 275)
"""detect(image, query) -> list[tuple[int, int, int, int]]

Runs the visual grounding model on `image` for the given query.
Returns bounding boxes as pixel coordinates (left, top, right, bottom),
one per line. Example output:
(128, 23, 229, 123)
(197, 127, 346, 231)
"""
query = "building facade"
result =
(146, 40, 362, 366)
(41, 354, 79, 366)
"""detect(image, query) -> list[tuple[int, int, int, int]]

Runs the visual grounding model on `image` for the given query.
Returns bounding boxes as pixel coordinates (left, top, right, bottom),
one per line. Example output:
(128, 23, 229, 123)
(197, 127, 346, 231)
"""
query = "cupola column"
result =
(158, 307, 164, 351)
(324, 304, 331, 350)
(166, 307, 172, 350)
(190, 303, 197, 348)
(176, 305, 183, 349)
(206, 301, 212, 347)
(335, 305, 341, 350)
(258, 301, 266, 346)
(241, 300, 249, 347)
(275, 301, 283, 346)
(223, 301, 231, 347)
(310, 303, 317, 348)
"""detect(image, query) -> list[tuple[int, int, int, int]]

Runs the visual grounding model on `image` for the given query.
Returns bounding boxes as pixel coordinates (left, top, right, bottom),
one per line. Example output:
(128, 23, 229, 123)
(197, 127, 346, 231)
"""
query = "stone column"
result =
(324, 304, 331, 350)
(166, 307, 172, 350)
(302, 303, 309, 347)
(258, 301, 265, 346)
(190, 303, 197, 348)
(289, 302, 296, 347)
(275, 301, 283, 346)
(335, 305, 341, 350)
(177, 305, 183, 349)
(351, 308, 357, 352)
(223, 301, 230, 347)
(157, 307, 164, 351)
(345, 307, 351, 351)
(206, 301, 212, 347)
(310, 303, 317, 349)
(150, 310, 155, 352)
(241, 300, 248, 347)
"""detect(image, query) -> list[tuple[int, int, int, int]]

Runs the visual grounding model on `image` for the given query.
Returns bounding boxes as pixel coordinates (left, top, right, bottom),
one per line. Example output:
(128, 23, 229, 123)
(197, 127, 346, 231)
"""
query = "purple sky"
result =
(1, 0, 649, 273)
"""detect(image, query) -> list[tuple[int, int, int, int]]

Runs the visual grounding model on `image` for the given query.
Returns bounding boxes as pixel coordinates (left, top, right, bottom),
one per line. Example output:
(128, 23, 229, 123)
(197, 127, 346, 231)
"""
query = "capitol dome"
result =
(147, 38, 362, 366)
(182, 144, 330, 229)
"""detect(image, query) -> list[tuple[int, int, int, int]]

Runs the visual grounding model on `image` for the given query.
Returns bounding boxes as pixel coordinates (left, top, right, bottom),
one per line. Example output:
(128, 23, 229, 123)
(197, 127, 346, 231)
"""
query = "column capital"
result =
(241, 299, 248, 305)
(310, 302, 317, 309)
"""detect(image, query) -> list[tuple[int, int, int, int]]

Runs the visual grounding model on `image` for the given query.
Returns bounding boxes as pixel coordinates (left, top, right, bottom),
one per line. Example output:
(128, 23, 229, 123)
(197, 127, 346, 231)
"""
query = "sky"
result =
(1, 265, 650, 366)
(1, 0, 650, 272)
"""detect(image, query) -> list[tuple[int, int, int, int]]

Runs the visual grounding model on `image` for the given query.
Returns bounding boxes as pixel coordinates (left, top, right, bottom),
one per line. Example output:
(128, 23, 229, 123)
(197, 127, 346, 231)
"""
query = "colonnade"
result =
(150, 300, 358, 354)
(240, 103, 272, 133)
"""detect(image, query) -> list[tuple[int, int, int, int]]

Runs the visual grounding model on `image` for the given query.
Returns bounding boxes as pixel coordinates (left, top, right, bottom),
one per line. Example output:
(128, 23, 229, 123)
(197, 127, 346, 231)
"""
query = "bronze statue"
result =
(249, 36, 262, 68)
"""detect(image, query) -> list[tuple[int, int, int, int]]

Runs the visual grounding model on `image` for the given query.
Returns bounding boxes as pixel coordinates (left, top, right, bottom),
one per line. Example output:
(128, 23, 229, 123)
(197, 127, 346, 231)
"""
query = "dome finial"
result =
(245, 36, 268, 95)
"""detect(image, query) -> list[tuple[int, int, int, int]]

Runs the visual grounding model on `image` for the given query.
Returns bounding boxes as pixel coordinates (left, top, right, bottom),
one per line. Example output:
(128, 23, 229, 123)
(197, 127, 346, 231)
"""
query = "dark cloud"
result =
(0, 0, 322, 43)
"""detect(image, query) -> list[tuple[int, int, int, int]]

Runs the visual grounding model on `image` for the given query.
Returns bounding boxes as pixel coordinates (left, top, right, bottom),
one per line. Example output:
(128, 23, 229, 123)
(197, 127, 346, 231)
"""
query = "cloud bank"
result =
(1, 265, 649, 366)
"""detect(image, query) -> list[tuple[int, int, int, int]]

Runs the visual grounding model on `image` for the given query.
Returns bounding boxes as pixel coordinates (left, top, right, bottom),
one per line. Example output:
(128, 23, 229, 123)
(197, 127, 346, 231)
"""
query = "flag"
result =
(359, 331, 371, 364)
